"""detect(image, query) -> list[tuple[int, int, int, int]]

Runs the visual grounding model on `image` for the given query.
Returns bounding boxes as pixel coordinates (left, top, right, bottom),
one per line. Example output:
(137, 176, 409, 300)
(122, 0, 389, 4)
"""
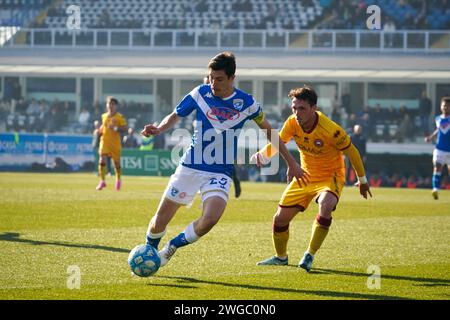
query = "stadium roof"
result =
(1, 49, 449, 81)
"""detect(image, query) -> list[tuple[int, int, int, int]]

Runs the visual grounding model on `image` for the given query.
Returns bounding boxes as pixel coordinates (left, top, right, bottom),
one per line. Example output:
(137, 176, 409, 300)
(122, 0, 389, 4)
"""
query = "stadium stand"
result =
(41, 0, 324, 30)
(2, 0, 449, 31)
(321, 0, 450, 30)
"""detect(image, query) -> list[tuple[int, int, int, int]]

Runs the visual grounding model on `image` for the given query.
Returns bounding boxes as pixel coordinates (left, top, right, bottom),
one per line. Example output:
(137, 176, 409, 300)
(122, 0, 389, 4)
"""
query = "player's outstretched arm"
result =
(343, 143, 372, 199)
(424, 129, 438, 143)
(256, 118, 309, 187)
(141, 111, 180, 137)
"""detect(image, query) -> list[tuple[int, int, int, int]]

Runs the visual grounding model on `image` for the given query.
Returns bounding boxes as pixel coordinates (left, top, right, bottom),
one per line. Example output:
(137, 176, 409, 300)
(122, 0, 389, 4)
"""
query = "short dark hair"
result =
(106, 96, 118, 105)
(288, 85, 318, 106)
(441, 96, 450, 104)
(208, 52, 236, 78)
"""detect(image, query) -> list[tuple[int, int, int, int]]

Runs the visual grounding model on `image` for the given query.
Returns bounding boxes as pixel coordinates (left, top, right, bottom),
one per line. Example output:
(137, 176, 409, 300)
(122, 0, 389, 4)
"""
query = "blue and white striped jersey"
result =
(175, 84, 262, 177)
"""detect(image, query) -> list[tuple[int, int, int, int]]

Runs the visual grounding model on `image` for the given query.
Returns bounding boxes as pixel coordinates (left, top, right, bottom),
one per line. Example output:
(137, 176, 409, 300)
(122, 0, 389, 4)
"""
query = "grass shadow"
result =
(154, 275, 411, 300)
(313, 268, 450, 287)
(0, 232, 129, 253)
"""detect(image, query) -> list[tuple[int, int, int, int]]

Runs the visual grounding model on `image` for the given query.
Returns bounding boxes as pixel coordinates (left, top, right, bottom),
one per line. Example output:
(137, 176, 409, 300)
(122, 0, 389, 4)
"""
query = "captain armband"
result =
(253, 112, 265, 125)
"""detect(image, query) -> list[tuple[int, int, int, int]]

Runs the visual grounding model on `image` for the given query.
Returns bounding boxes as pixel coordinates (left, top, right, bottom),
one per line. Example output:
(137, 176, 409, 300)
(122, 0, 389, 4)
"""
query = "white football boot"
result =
(158, 242, 178, 267)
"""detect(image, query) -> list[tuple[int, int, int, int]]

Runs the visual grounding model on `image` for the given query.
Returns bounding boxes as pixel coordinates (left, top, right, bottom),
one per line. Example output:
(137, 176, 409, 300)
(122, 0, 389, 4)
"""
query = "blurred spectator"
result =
(419, 90, 432, 136)
(26, 98, 40, 116)
(281, 103, 291, 120)
(91, 100, 102, 123)
(346, 113, 358, 133)
(122, 127, 140, 148)
(35, 103, 48, 132)
(46, 106, 59, 132)
(60, 101, 71, 128)
(385, 106, 399, 124)
(78, 106, 91, 133)
(350, 124, 367, 164)
(154, 133, 166, 150)
(331, 105, 342, 126)
(396, 113, 415, 142)
(346, 124, 367, 184)
(140, 135, 154, 151)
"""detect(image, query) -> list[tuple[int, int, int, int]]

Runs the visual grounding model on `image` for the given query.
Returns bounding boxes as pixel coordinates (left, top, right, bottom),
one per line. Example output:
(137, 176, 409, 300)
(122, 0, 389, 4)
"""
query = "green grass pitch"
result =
(0, 172, 449, 300)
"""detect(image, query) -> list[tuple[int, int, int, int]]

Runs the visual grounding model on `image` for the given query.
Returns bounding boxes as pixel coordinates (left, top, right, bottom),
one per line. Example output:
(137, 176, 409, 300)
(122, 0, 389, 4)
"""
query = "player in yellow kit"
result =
(96, 96, 128, 191)
(254, 86, 372, 272)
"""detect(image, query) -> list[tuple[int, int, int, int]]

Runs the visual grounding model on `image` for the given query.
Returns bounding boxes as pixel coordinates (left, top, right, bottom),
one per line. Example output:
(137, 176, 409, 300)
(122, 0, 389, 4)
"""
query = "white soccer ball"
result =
(128, 244, 161, 277)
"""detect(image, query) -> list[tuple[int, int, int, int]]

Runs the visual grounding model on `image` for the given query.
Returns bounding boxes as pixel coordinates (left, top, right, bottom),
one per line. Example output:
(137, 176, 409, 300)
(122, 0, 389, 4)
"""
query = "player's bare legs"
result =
(157, 196, 227, 267)
(112, 159, 122, 191)
(146, 197, 182, 248)
(299, 191, 337, 272)
(257, 206, 300, 266)
(193, 196, 227, 236)
(96, 155, 108, 190)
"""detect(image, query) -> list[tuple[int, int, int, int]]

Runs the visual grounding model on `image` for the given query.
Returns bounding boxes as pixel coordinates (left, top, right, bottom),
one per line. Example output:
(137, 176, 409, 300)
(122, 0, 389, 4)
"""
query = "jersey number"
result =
(209, 177, 228, 189)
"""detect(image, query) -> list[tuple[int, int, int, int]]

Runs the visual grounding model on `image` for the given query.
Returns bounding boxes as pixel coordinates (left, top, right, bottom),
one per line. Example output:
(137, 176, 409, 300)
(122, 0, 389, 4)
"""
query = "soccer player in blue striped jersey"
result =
(425, 96, 450, 200)
(140, 52, 308, 267)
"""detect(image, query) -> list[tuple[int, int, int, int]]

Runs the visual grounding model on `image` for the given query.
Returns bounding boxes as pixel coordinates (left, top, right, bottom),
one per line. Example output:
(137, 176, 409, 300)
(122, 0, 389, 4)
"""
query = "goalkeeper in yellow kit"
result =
(254, 86, 372, 272)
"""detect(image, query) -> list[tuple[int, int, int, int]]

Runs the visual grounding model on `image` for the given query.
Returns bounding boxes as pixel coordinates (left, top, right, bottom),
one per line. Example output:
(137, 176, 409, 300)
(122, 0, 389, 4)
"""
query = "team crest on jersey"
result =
(232, 99, 244, 111)
(314, 139, 324, 148)
(170, 187, 179, 197)
(206, 106, 240, 122)
(440, 121, 450, 134)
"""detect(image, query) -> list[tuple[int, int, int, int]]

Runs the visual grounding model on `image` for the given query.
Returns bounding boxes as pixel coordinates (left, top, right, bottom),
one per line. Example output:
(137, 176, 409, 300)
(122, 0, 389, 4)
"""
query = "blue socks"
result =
(146, 236, 163, 249)
(432, 173, 441, 190)
(169, 232, 190, 248)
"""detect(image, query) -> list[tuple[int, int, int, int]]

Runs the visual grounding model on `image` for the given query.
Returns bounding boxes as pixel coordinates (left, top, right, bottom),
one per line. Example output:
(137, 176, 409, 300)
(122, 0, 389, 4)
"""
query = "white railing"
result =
(1, 27, 449, 53)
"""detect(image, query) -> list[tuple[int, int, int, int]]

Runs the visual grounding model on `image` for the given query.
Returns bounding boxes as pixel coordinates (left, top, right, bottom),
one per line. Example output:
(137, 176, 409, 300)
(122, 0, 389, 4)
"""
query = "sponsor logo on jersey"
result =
(204, 92, 213, 99)
(298, 144, 323, 155)
(314, 139, 324, 148)
(232, 99, 244, 111)
(206, 106, 240, 122)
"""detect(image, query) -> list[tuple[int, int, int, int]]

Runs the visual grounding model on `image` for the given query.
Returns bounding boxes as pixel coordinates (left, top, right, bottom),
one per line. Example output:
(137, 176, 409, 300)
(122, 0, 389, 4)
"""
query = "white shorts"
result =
(433, 149, 450, 166)
(163, 165, 232, 206)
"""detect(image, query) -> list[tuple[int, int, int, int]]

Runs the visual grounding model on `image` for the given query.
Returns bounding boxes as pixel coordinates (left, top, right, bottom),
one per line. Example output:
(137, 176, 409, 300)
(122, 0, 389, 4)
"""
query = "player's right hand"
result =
(141, 123, 160, 137)
(287, 162, 310, 188)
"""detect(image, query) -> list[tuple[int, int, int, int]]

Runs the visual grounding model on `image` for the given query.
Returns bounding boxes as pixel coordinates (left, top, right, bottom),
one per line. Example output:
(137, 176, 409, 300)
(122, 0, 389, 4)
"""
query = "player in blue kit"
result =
(425, 96, 450, 200)
(140, 52, 308, 267)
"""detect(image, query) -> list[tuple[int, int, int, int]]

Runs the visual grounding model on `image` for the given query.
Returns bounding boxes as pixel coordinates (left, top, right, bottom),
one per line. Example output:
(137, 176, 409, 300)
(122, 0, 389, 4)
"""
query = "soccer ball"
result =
(128, 244, 161, 277)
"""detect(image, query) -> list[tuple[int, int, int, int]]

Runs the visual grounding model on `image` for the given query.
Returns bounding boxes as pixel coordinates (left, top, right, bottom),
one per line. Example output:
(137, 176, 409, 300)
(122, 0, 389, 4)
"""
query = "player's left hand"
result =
(250, 152, 269, 168)
(355, 182, 372, 199)
(287, 162, 310, 188)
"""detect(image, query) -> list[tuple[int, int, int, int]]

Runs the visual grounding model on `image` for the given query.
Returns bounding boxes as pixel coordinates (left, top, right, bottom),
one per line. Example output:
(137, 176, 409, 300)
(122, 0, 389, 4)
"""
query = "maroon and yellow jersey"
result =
(99, 112, 127, 160)
(279, 111, 351, 181)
